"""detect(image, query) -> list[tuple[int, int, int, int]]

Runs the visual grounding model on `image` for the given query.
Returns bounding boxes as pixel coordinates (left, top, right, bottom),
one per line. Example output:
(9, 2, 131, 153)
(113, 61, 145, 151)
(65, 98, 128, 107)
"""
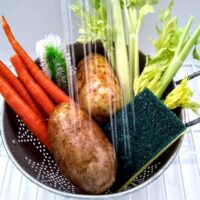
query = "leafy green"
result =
(71, 1, 110, 45)
(134, 49, 173, 94)
(134, 1, 179, 95)
(151, 1, 182, 52)
(157, 19, 200, 98)
(164, 78, 200, 114)
(120, 0, 158, 7)
(134, 0, 200, 100)
(71, 0, 115, 65)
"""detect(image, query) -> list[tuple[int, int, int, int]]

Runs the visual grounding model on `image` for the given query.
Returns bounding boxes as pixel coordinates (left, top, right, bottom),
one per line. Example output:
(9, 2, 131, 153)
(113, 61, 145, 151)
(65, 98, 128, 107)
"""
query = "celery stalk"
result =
(174, 16, 194, 58)
(127, 7, 138, 79)
(132, 33, 139, 80)
(110, 0, 132, 104)
(135, 1, 200, 102)
(123, 2, 155, 84)
(157, 26, 200, 98)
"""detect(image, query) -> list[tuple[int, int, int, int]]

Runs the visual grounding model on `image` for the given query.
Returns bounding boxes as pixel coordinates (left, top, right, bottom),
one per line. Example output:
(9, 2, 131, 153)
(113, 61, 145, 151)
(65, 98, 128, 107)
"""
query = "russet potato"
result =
(48, 102, 117, 194)
(77, 53, 122, 124)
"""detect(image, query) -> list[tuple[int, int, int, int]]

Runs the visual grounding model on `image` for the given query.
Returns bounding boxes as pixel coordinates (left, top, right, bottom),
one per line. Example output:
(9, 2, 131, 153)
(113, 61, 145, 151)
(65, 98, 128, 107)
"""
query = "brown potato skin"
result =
(77, 53, 122, 124)
(48, 102, 117, 194)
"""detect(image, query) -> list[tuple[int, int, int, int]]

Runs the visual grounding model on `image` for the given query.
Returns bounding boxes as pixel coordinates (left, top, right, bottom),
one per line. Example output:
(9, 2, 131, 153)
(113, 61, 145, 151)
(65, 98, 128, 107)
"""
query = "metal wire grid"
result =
(0, 64, 200, 200)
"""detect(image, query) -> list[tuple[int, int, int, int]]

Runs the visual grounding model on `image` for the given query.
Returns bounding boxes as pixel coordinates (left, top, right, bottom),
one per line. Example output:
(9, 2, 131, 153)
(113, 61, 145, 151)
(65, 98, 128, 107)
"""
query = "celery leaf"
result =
(134, 49, 173, 94)
(193, 45, 200, 60)
(71, 0, 115, 66)
(164, 78, 200, 114)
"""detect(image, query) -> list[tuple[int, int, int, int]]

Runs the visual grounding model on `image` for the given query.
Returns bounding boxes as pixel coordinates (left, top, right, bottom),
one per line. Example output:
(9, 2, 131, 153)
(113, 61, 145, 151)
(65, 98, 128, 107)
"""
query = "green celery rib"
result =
(133, 34, 139, 80)
(174, 16, 194, 58)
(128, 7, 138, 81)
(156, 26, 200, 98)
(110, 0, 132, 104)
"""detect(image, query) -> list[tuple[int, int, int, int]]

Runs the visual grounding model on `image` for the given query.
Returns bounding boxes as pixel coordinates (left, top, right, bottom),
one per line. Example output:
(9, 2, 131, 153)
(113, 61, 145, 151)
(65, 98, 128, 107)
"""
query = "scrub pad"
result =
(103, 88, 186, 191)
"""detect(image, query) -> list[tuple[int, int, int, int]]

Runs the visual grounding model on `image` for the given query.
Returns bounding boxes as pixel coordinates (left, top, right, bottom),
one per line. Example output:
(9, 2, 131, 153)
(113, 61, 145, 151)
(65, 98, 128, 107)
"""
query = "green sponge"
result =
(103, 88, 186, 191)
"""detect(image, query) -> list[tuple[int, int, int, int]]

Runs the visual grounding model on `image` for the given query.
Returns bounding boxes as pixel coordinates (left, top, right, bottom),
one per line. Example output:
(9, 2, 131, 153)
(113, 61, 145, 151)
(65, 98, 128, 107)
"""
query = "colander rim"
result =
(1, 100, 185, 199)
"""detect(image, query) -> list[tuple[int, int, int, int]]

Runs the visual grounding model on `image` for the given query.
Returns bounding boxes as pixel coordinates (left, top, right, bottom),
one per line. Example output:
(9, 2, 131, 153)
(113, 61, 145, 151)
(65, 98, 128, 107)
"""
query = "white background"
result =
(0, 0, 200, 65)
(0, 1, 200, 200)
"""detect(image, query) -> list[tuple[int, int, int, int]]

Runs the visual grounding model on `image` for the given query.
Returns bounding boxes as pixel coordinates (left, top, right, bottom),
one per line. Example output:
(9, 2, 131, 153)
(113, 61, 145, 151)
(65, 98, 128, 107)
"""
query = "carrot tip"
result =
(1, 16, 5, 22)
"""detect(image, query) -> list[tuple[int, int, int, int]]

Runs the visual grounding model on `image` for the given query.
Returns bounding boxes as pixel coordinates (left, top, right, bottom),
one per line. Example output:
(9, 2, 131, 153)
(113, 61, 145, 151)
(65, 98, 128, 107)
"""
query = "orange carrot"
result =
(10, 55, 55, 116)
(1, 16, 69, 104)
(0, 75, 50, 149)
(0, 60, 44, 119)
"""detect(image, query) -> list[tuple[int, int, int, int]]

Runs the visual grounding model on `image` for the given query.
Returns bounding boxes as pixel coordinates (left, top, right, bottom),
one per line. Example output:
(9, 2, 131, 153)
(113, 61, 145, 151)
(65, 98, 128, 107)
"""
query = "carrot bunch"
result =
(0, 16, 70, 150)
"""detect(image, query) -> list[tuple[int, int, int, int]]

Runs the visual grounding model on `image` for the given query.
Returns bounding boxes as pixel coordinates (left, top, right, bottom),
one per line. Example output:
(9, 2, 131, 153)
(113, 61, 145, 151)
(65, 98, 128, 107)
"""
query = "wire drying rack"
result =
(0, 64, 200, 200)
